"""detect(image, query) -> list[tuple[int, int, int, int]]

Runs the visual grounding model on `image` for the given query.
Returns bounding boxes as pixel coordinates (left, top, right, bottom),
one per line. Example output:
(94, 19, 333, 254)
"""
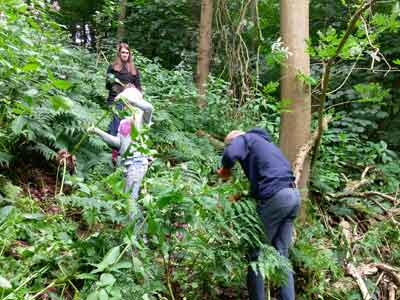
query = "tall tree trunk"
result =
(116, 0, 127, 42)
(279, 0, 311, 220)
(196, 0, 214, 107)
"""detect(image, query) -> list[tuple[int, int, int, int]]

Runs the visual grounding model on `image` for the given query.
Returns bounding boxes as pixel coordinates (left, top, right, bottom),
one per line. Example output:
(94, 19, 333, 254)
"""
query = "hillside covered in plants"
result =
(1, 1, 400, 300)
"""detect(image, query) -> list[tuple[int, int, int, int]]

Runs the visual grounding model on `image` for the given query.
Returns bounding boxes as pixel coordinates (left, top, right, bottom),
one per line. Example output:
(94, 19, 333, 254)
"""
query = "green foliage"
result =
(94, 0, 199, 68)
(0, 0, 108, 172)
(293, 221, 343, 299)
(1, 1, 400, 300)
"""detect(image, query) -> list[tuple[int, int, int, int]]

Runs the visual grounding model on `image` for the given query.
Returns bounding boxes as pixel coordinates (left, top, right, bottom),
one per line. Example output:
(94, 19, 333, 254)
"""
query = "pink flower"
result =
(118, 119, 131, 137)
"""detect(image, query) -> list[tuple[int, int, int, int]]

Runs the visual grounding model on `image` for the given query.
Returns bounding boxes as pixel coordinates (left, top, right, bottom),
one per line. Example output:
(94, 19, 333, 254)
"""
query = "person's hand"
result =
(228, 193, 242, 202)
(217, 167, 232, 181)
(87, 124, 95, 134)
(107, 73, 116, 83)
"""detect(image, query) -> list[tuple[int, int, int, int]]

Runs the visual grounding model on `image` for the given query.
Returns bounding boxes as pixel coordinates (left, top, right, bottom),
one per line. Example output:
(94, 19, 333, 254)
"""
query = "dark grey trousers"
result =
(247, 187, 301, 300)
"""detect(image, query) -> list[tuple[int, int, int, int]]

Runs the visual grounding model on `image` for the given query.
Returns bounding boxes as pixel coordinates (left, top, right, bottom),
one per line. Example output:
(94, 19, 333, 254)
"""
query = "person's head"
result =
(112, 42, 137, 75)
(118, 43, 131, 62)
(224, 130, 245, 145)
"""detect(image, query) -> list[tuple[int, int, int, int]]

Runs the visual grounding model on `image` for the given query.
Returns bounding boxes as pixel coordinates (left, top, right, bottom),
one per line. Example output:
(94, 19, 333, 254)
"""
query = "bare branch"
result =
(388, 282, 397, 300)
(346, 263, 372, 300)
(373, 264, 400, 286)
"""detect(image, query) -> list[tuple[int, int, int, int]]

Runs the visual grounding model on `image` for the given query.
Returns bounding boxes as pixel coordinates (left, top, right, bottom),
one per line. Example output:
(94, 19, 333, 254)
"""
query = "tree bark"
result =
(196, 0, 214, 107)
(279, 0, 311, 220)
(116, 0, 127, 42)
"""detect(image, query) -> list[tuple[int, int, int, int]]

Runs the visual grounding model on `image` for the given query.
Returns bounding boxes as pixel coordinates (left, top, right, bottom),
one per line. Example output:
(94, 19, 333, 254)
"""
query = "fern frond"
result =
(0, 151, 13, 167)
(28, 143, 56, 161)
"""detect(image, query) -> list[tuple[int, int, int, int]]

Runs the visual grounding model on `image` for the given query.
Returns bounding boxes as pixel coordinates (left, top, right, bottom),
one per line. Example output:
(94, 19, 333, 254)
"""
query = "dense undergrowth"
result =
(1, 1, 400, 300)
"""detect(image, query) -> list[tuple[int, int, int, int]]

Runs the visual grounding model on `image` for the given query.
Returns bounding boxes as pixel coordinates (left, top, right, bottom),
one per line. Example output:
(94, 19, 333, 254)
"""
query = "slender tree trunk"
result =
(116, 0, 127, 42)
(250, 0, 258, 52)
(279, 0, 311, 220)
(196, 0, 214, 107)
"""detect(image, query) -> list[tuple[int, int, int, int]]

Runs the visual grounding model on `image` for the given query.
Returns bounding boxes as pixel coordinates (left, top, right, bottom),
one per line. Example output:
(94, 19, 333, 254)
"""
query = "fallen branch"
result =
(388, 282, 397, 300)
(373, 263, 400, 286)
(330, 191, 398, 204)
(346, 263, 372, 300)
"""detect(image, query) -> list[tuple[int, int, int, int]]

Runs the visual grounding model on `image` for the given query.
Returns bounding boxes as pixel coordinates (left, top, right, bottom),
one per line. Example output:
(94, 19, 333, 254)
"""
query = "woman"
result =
(106, 43, 142, 163)
(89, 87, 153, 231)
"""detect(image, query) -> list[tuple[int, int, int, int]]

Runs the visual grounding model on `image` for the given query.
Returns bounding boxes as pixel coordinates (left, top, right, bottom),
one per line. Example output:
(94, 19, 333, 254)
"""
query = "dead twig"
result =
(388, 282, 397, 300)
(331, 191, 398, 204)
(373, 263, 400, 286)
(346, 263, 372, 300)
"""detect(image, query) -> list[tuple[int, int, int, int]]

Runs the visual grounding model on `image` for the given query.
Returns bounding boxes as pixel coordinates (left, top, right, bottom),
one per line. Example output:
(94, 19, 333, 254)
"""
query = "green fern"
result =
(28, 143, 57, 161)
(0, 151, 13, 167)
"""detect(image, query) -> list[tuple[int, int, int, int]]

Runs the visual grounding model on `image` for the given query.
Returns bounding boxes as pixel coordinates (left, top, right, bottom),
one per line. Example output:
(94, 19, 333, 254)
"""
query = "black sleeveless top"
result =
(106, 64, 141, 103)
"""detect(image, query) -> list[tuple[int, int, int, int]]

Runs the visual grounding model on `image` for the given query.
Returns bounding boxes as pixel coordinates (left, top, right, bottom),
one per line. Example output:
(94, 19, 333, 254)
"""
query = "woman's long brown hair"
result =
(112, 43, 137, 75)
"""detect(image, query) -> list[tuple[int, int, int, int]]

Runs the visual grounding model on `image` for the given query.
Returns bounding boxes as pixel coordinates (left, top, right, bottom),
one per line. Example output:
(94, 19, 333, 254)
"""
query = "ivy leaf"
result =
(393, 59, 400, 65)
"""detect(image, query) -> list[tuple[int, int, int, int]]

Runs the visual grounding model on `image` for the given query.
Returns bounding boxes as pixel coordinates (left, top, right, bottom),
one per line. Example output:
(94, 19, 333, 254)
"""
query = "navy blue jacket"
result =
(222, 128, 295, 200)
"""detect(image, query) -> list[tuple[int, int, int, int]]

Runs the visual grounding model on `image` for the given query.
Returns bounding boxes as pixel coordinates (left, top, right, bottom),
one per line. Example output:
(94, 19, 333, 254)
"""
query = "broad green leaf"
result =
(0, 275, 11, 289)
(100, 246, 120, 267)
(157, 191, 184, 209)
(23, 213, 44, 220)
(24, 88, 39, 97)
(98, 289, 109, 300)
(99, 274, 116, 287)
(22, 63, 39, 72)
(87, 291, 98, 300)
(12, 102, 32, 115)
(0, 206, 15, 222)
(50, 95, 73, 111)
(76, 273, 97, 280)
(53, 79, 73, 90)
(108, 288, 122, 298)
(111, 261, 131, 270)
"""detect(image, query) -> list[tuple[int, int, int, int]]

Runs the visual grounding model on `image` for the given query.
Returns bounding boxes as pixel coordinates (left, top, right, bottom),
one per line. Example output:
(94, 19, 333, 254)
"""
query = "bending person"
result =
(217, 129, 300, 300)
(89, 87, 153, 230)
